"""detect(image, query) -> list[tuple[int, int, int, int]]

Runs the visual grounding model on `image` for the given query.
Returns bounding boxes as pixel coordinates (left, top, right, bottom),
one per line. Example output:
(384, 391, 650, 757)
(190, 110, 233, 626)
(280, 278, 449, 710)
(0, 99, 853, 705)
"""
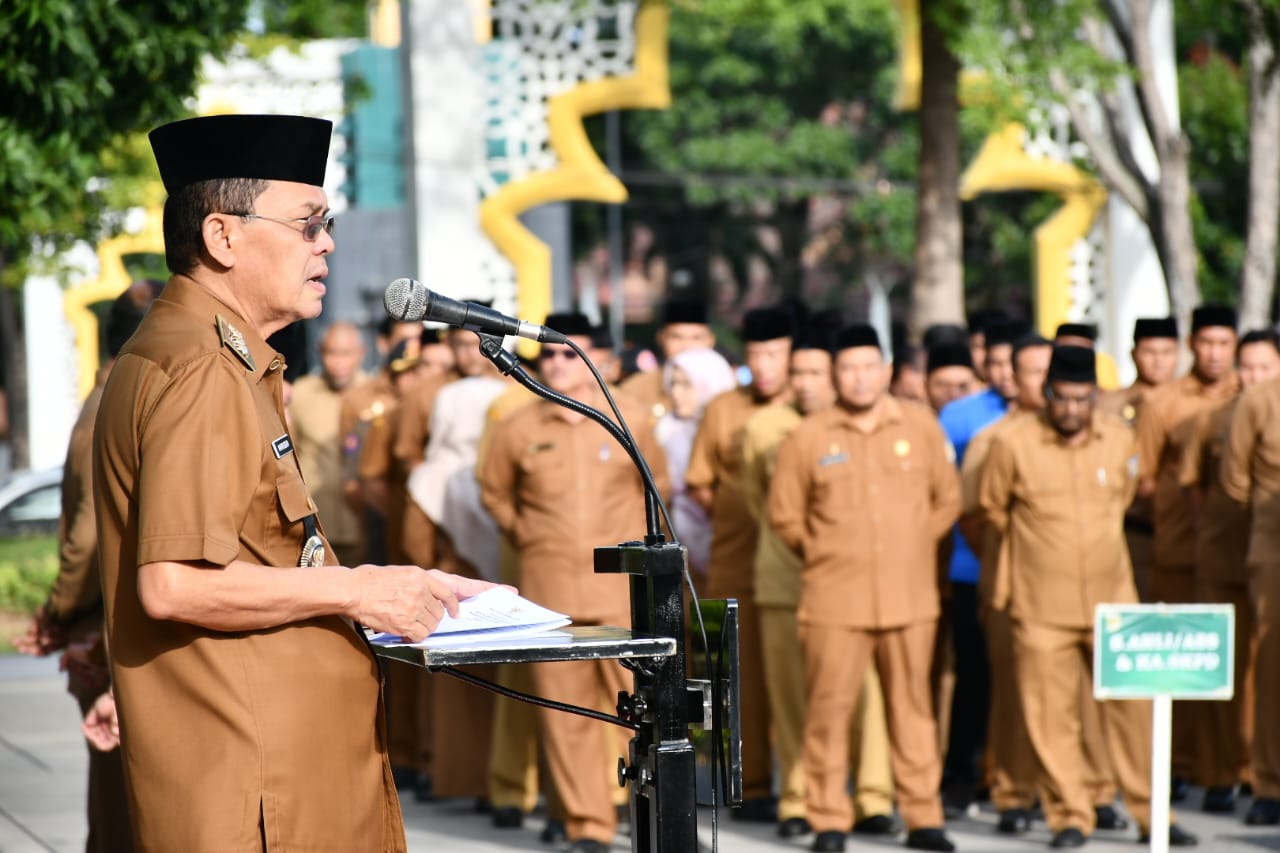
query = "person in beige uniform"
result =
(1180, 330, 1280, 814)
(93, 114, 495, 852)
(770, 323, 960, 853)
(15, 281, 162, 853)
(1221, 366, 1280, 826)
(1098, 317, 1180, 602)
(1136, 304, 1239, 795)
(979, 345, 1197, 849)
(685, 305, 794, 819)
(620, 296, 715, 423)
(742, 319, 896, 840)
(479, 313, 668, 853)
(289, 321, 367, 567)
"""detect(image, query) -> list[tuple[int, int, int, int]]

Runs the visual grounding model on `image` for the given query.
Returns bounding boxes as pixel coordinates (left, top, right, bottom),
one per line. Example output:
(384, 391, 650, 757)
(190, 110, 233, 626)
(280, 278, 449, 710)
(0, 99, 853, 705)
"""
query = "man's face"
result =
(1238, 341, 1280, 388)
(658, 323, 714, 360)
(538, 335, 594, 396)
(986, 343, 1016, 402)
(319, 325, 363, 390)
(745, 338, 792, 399)
(890, 365, 926, 404)
(1046, 380, 1097, 437)
(834, 347, 887, 411)
(926, 366, 978, 412)
(1013, 345, 1053, 410)
(449, 329, 489, 377)
(230, 180, 333, 327)
(969, 332, 987, 382)
(1132, 337, 1178, 386)
(419, 342, 456, 380)
(1192, 327, 1238, 382)
(789, 349, 835, 416)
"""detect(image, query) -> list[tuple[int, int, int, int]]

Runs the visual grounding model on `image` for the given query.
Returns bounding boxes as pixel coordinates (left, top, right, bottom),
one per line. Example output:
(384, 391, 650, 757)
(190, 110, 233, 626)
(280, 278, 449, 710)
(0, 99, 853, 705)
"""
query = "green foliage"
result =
(255, 0, 369, 40)
(0, 536, 58, 614)
(0, 0, 251, 283)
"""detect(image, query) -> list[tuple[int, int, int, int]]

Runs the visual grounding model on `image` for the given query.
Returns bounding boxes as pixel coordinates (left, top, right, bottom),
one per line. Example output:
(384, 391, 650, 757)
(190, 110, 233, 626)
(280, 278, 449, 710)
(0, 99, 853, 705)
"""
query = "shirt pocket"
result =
(812, 461, 857, 515)
(272, 471, 316, 562)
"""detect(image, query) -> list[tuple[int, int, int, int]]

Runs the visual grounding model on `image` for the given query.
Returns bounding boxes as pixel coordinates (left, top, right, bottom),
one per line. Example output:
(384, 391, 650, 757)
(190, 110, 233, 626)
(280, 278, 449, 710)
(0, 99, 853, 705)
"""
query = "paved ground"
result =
(3, 653, 1280, 852)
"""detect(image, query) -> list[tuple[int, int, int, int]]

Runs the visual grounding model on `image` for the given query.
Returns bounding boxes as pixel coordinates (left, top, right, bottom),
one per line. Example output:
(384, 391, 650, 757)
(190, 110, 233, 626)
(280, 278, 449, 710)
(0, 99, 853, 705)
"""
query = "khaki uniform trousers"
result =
(980, 606, 1037, 810)
(1192, 578, 1255, 788)
(800, 620, 944, 832)
(531, 657, 630, 843)
(1013, 619, 1167, 834)
(759, 605, 894, 822)
(1251, 560, 1280, 799)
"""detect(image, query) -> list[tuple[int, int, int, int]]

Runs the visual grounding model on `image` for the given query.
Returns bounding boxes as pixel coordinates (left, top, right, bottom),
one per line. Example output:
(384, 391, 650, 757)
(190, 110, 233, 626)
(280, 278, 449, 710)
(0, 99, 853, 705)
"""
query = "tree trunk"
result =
(1240, 3, 1280, 330)
(0, 256, 30, 470)
(1148, 133, 1200, 336)
(910, 0, 965, 342)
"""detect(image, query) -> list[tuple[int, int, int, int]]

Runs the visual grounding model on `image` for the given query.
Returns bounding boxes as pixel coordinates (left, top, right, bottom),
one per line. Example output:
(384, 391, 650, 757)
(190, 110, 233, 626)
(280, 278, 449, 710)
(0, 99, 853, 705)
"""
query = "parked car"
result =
(0, 467, 63, 538)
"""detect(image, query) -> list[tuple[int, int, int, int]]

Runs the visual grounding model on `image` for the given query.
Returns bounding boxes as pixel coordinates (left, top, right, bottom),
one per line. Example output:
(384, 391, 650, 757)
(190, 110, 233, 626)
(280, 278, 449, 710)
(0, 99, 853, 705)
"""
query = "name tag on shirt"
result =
(819, 452, 848, 467)
(272, 434, 294, 459)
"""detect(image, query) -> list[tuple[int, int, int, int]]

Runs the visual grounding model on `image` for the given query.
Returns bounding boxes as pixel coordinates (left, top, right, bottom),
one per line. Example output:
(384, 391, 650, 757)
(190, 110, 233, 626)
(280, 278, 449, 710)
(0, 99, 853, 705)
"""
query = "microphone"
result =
(383, 277, 568, 344)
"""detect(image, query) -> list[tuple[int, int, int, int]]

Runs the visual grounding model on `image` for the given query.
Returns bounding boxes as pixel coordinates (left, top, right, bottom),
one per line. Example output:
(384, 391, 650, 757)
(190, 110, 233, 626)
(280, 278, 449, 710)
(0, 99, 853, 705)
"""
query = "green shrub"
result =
(0, 536, 59, 613)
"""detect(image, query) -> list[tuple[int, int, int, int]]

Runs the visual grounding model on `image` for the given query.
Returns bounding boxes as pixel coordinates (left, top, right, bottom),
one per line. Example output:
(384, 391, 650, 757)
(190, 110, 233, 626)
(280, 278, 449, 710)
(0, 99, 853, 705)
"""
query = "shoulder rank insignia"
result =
(216, 314, 256, 372)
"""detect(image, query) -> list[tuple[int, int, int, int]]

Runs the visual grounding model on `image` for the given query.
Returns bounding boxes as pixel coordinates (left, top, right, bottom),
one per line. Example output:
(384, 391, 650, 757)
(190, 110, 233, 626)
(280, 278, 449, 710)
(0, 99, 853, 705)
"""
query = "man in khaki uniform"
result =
(742, 320, 895, 839)
(1136, 304, 1239, 792)
(770, 324, 960, 853)
(1180, 330, 1280, 814)
(16, 281, 162, 853)
(620, 295, 715, 423)
(479, 313, 669, 853)
(686, 305, 794, 818)
(289, 321, 367, 567)
(1222, 364, 1280, 826)
(94, 114, 493, 851)
(979, 345, 1197, 848)
(1099, 317, 1180, 602)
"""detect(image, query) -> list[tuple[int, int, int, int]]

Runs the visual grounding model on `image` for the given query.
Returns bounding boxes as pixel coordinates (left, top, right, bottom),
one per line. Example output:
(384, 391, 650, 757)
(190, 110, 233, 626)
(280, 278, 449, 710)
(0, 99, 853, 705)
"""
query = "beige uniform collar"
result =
(161, 276, 281, 384)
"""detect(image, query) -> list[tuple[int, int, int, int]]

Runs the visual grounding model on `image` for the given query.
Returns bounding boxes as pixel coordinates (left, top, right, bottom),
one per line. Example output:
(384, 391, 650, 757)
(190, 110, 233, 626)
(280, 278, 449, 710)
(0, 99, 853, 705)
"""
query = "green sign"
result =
(1094, 604, 1234, 699)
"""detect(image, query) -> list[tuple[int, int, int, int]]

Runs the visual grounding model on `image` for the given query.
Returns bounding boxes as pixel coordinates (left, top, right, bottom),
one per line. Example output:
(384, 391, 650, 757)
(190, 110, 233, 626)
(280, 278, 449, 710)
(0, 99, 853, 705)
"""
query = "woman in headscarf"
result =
(654, 347, 738, 575)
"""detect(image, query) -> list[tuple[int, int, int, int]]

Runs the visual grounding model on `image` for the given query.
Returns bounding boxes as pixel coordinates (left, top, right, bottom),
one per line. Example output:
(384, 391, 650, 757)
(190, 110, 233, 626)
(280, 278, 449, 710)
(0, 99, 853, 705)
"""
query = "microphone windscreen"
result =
(384, 277, 426, 321)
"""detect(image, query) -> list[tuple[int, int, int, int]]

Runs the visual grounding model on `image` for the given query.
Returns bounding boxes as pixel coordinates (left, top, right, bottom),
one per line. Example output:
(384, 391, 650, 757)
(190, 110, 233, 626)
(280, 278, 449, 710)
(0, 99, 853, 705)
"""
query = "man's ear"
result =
(202, 212, 240, 269)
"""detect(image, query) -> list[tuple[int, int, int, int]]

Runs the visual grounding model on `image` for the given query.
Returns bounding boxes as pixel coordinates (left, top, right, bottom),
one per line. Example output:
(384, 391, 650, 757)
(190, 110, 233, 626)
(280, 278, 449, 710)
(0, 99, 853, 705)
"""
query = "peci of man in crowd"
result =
(619, 288, 715, 422)
(93, 114, 495, 851)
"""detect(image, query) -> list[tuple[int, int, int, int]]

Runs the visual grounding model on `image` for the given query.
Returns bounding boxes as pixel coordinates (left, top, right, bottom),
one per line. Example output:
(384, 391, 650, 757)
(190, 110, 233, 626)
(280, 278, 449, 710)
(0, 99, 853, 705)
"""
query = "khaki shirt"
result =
(478, 395, 669, 623)
(1136, 372, 1239, 568)
(740, 403, 803, 608)
(768, 397, 960, 629)
(1100, 381, 1159, 529)
(1222, 377, 1280, 568)
(47, 380, 105, 637)
(979, 411, 1139, 628)
(290, 371, 364, 546)
(620, 368, 671, 423)
(1179, 400, 1249, 585)
(686, 386, 779, 598)
(94, 277, 402, 852)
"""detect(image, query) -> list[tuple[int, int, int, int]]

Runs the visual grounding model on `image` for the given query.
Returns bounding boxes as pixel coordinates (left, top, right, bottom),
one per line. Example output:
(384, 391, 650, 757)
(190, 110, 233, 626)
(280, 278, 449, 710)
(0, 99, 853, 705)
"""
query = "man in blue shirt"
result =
(936, 316, 1024, 815)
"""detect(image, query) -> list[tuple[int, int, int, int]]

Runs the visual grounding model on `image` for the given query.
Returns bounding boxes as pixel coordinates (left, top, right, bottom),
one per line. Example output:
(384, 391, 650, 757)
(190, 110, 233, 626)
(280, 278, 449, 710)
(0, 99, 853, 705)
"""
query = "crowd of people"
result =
(12, 111, 1280, 853)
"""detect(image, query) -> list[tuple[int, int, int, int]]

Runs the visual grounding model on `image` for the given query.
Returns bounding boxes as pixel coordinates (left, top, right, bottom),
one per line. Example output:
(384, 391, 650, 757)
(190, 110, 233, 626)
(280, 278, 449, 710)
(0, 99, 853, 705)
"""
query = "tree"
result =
(0, 0, 251, 467)
(1239, 0, 1280, 328)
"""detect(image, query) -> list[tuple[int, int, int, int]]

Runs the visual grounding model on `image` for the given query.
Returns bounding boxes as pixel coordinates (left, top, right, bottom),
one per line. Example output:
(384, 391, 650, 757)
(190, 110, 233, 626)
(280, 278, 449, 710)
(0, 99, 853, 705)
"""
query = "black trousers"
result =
(943, 582, 990, 792)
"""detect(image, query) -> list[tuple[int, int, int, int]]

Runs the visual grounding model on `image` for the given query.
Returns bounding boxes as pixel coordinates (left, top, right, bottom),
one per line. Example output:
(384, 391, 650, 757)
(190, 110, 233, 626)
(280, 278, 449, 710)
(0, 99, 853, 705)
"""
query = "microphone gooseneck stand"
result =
(471, 333, 740, 852)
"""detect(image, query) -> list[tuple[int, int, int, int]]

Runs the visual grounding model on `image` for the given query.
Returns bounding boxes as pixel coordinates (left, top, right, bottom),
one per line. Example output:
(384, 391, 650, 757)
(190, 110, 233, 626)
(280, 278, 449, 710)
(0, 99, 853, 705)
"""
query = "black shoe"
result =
(1170, 776, 1190, 803)
(811, 831, 846, 852)
(540, 819, 567, 843)
(1201, 786, 1236, 813)
(491, 806, 523, 829)
(733, 797, 779, 822)
(1245, 797, 1280, 825)
(567, 841, 610, 853)
(852, 813, 896, 835)
(1093, 804, 1128, 831)
(996, 808, 1031, 834)
(905, 827, 955, 851)
(412, 772, 434, 802)
(941, 781, 972, 820)
(1140, 823, 1198, 847)
(1050, 827, 1088, 848)
(778, 817, 812, 838)
(1241, 782, 1254, 798)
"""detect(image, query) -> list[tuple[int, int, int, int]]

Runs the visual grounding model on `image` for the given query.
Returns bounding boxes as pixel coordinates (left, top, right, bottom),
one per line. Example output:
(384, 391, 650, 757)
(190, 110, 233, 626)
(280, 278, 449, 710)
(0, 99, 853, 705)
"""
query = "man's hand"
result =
(347, 566, 507, 642)
(82, 690, 120, 752)
(13, 605, 67, 657)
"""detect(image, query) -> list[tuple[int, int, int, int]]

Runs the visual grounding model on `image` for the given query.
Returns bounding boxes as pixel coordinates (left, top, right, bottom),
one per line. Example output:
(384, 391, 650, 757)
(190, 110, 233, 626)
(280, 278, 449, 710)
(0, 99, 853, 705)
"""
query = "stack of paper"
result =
(368, 587, 571, 648)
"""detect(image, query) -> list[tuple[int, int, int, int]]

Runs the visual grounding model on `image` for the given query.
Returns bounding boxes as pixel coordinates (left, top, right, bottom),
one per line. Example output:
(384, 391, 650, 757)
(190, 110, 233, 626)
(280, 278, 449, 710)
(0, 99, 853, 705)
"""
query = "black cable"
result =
(435, 666, 638, 731)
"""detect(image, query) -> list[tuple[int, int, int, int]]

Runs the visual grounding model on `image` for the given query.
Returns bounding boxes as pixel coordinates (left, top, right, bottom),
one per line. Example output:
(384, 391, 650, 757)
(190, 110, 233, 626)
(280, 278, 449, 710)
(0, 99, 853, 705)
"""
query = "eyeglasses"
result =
(226, 212, 335, 242)
(538, 348, 579, 362)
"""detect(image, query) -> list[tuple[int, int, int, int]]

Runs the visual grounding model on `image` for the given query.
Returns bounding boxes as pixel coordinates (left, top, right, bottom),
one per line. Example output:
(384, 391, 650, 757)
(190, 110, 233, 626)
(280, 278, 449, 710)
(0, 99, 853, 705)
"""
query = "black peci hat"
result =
(742, 306, 796, 342)
(1133, 317, 1179, 342)
(1191, 304, 1237, 333)
(661, 300, 709, 326)
(833, 323, 882, 353)
(150, 114, 333, 193)
(793, 309, 844, 353)
(1054, 322, 1097, 342)
(926, 344, 974, 374)
(1047, 345, 1097, 384)
(543, 312, 594, 338)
